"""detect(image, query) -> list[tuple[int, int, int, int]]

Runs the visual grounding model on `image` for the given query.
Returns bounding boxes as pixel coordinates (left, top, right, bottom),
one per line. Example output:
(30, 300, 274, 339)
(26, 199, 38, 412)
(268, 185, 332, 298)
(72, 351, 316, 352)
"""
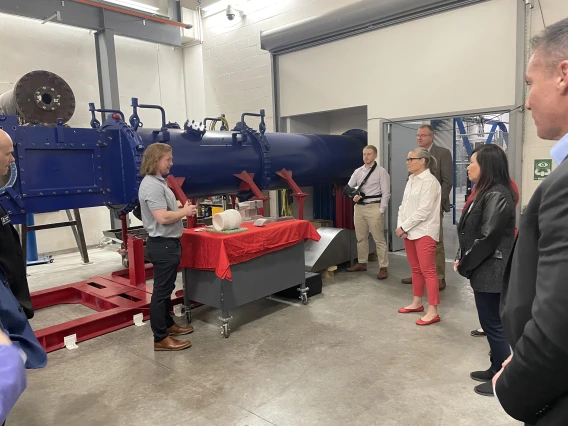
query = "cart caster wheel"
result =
(49, 259, 54, 263)
(221, 323, 230, 338)
(186, 310, 192, 324)
(301, 293, 308, 305)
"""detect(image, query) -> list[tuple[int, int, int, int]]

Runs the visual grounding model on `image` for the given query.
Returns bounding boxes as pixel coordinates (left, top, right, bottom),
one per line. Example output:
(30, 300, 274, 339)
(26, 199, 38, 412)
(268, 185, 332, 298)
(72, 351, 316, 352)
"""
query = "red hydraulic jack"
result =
(234, 171, 269, 216)
(275, 168, 308, 220)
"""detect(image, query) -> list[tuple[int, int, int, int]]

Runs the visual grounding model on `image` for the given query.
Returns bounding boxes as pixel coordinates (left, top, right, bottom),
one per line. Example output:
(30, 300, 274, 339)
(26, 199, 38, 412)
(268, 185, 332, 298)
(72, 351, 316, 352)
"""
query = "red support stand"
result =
(127, 234, 147, 289)
(334, 185, 355, 230)
(233, 171, 269, 216)
(166, 175, 198, 228)
(275, 169, 308, 220)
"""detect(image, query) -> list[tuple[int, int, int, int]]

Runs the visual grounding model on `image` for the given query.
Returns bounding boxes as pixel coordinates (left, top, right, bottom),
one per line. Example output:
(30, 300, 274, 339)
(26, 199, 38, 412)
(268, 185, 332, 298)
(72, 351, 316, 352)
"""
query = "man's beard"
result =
(0, 173, 8, 187)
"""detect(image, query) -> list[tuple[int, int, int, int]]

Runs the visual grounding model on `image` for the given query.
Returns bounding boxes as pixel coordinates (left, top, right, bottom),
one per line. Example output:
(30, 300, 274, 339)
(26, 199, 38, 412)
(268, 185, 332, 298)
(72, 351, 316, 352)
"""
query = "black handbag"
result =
(343, 163, 377, 205)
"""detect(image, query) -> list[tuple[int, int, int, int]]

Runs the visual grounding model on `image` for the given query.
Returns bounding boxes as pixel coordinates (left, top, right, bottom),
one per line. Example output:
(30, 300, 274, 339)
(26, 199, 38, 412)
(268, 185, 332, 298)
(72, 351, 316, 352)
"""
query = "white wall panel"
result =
(279, 0, 517, 122)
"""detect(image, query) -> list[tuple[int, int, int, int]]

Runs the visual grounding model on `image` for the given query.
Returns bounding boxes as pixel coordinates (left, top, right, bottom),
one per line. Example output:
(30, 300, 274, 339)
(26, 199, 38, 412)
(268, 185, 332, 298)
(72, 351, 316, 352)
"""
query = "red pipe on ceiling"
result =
(72, 0, 189, 28)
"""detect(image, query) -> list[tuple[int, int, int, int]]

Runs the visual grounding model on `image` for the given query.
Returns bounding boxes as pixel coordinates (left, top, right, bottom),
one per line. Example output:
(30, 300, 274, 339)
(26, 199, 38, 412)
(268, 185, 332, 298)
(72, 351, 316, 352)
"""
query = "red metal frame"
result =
(30, 174, 200, 353)
(31, 236, 184, 352)
(275, 168, 308, 220)
(233, 171, 269, 216)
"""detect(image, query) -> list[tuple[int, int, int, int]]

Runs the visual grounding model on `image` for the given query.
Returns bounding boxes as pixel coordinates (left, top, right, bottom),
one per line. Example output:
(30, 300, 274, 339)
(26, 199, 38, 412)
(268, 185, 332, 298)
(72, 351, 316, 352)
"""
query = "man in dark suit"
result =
(493, 17, 568, 425)
(0, 129, 47, 425)
(401, 124, 453, 290)
(0, 130, 33, 319)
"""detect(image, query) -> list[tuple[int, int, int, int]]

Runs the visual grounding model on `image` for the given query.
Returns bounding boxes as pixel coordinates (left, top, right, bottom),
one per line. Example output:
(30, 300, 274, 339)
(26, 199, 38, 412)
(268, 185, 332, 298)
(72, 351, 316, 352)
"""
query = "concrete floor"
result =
(8, 215, 520, 426)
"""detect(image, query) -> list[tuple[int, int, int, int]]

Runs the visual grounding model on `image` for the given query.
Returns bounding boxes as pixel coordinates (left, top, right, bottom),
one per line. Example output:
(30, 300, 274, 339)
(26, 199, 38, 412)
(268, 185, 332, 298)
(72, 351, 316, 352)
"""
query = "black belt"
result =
(364, 200, 381, 205)
(148, 236, 180, 242)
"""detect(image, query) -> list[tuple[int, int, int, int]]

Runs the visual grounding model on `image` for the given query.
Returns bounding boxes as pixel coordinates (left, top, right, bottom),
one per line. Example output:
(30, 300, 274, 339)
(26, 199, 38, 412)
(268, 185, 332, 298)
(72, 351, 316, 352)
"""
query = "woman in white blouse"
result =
(396, 148, 442, 326)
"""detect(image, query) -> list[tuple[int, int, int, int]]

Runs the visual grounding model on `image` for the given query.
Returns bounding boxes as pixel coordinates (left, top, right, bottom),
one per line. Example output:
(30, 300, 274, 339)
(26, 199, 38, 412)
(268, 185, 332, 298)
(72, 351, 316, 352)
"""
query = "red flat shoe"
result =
(416, 315, 441, 326)
(398, 306, 424, 313)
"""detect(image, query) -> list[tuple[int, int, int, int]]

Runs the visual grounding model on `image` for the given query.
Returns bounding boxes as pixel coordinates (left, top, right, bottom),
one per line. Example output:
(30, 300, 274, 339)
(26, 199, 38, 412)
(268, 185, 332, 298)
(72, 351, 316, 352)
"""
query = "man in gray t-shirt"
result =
(138, 143, 196, 352)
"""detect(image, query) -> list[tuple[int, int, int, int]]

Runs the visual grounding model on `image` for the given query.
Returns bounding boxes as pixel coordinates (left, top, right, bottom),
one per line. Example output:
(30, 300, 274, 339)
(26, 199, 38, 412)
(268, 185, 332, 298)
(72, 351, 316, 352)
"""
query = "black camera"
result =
(343, 185, 366, 205)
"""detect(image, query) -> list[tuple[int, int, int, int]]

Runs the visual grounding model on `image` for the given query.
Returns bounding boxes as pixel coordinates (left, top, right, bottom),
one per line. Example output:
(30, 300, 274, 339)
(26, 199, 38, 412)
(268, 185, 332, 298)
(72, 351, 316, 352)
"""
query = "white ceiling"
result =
(179, 0, 219, 9)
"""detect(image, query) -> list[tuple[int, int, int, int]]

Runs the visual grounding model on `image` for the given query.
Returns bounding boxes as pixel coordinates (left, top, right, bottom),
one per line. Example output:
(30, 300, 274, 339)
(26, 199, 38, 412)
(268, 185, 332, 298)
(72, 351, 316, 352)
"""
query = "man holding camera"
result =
(346, 145, 391, 279)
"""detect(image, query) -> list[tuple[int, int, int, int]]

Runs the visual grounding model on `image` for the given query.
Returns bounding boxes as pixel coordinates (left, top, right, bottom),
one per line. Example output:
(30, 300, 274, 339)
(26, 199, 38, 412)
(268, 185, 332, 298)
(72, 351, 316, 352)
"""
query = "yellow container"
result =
(212, 207, 224, 215)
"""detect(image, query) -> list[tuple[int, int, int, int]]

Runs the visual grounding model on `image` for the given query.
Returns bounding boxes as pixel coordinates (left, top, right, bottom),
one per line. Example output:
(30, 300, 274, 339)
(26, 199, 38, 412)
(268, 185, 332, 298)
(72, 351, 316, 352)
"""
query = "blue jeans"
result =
(474, 291, 511, 373)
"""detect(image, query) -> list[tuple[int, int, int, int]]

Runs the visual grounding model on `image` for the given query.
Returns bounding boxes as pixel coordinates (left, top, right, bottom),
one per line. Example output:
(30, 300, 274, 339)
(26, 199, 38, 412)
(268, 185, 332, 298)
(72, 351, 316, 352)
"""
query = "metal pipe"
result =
(72, 0, 190, 28)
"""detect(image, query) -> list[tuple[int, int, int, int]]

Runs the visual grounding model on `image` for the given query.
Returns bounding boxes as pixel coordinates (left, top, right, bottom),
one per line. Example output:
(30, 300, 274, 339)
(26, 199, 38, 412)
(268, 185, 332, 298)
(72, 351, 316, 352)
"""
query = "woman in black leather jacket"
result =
(455, 144, 516, 397)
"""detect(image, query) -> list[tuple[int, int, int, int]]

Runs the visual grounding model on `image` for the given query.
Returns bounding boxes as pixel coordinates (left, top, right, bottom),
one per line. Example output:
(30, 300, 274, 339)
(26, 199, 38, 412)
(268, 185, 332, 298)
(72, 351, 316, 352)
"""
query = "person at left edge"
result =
(0, 328, 27, 425)
(0, 130, 47, 426)
(0, 129, 47, 368)
(0, 129, 33, 320)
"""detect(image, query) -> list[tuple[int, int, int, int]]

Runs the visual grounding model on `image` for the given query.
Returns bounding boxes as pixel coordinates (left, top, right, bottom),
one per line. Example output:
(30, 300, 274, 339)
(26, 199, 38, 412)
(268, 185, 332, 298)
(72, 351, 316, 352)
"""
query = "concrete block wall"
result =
(200, 0, 360, 132)
(0, 13, 187, 255)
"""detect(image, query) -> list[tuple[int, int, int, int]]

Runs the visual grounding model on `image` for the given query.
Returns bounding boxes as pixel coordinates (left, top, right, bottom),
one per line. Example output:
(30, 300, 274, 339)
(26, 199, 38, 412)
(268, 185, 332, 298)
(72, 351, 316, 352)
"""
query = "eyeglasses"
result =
(416, 134, 432, 138)
(406, 158, 420, 163)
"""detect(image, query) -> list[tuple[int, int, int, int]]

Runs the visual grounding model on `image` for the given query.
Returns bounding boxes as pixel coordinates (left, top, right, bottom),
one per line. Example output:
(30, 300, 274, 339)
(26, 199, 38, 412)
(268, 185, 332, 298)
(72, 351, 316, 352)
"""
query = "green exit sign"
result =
(534, 159, 552, 180)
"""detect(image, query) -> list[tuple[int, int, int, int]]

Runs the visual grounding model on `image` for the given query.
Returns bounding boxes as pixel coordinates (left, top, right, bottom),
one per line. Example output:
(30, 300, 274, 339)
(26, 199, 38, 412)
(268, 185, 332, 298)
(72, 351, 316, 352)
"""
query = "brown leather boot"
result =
(439, 278, 447, 291)
(167, 324, 194, 336)
(154, 336, 192, 351)
(368, 252, 378, 262)
(346, 263, 367, 272)
(401, 277, 412, 284)
(377, 267, 388, 280)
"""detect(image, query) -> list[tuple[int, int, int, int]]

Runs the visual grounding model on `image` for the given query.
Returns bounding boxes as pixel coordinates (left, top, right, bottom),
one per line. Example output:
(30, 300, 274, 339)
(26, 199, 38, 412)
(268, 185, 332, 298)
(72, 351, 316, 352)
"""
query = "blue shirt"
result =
(0, 345, 26, 424)
(0, 267, 47, 369)
(550, 133, 568, 165)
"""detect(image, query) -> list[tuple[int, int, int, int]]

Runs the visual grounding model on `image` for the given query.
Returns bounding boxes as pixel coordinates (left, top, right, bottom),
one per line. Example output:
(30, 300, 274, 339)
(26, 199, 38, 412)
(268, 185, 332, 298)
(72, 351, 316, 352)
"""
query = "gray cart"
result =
(182, 242, 307, 338)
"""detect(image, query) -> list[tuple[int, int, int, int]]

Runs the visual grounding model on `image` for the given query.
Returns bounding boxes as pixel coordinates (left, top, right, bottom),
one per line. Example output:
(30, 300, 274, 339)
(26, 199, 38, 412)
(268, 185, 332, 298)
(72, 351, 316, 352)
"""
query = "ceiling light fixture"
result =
(102, 0, 160, 14)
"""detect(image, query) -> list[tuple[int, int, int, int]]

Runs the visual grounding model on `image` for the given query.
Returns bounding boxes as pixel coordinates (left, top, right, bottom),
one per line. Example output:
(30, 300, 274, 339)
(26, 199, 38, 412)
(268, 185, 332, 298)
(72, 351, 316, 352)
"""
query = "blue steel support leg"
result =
(26, 213, 38, 264)
(486, 122, 498, 144)
(25, 214, 52, 266)
(455, 118, 472, 157)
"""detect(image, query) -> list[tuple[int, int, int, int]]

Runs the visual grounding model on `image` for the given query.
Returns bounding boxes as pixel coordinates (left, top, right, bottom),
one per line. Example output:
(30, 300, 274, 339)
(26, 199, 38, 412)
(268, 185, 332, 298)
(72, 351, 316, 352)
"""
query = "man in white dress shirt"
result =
(346, 145, 391, 280)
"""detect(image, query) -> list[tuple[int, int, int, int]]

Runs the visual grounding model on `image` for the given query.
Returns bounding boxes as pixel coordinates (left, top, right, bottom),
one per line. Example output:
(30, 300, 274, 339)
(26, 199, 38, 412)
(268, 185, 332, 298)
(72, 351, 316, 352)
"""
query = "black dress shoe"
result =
(474, 381, 494, 397)
(470, 368, 494, 382)
(471, 329, 486, 337)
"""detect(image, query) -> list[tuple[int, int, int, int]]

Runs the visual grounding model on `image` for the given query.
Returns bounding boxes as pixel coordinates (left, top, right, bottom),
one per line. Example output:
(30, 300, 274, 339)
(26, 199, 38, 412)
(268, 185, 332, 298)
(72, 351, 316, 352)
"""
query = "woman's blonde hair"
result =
(140, 143, 172, 177)
(411, 147, 437, 175)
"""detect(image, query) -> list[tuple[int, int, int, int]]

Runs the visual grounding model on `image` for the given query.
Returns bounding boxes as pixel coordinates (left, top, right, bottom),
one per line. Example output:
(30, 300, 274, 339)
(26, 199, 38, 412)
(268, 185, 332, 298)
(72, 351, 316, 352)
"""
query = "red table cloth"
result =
(180, 220, 321, 281)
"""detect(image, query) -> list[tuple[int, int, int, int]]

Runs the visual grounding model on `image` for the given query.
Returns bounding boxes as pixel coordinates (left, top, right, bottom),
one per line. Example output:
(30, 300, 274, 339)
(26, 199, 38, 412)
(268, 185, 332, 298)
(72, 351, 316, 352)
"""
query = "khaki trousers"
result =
(354, 203, 389, 268)
(436, 210, 446, 280)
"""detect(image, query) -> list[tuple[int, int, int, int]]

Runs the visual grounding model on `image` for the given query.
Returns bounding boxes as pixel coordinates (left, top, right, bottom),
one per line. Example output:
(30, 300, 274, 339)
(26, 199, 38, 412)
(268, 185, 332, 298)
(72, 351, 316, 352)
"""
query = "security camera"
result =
(226, 5, 236, 21)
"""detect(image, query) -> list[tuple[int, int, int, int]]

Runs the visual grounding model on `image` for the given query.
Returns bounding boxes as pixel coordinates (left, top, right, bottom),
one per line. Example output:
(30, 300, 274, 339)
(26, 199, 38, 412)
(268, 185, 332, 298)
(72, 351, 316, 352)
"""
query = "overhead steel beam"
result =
(94, 24, 124, 229)
(95, 27, 120, 114)
(168, 0, 181, 23)
(0, 0, 183, 47)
